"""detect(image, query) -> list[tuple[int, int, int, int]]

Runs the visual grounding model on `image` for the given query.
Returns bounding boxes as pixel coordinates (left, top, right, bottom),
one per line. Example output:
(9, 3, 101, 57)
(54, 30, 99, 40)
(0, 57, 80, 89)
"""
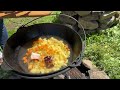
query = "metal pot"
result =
(3, 14, 86, 79)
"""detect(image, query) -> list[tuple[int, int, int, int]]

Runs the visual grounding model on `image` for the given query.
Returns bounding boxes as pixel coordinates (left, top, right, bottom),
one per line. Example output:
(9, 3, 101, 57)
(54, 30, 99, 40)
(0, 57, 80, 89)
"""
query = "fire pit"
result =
(1, 62, 90, 79)
(1, 59, 109, 79)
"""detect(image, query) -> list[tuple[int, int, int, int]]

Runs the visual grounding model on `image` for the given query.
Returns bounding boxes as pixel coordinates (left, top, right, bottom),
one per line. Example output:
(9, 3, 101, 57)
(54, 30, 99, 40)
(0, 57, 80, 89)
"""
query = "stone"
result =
(82, 60, 98, 70)
(75, 11, 91, 16)
(88, 70, 110, 79)
(99, 24, 108, 29)
(92, 11, 105, 13)
(82, 14, 99, 21)
(78, 18, 99, 30)
(100, 11, 117, 20)
(116, 11, 120, 18)
(61, 11, 77, 16)
(114, 17, 120, 25)
(92, 11, 105, 16)
(59, 15, 76, 25)
(99, 17, 113, 24)
(54, 74, 65, 79)
(82, 60, 93, 69)
(107, 16, 116, 27)
(99, 16, 117, 28)
(115, 13, 119, 18)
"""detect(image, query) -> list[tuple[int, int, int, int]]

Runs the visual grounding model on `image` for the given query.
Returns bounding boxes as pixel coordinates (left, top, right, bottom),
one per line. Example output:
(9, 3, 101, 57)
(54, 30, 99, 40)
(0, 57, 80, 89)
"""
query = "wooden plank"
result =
(0, 11, 52, 18)
(65, 68, 87, 79)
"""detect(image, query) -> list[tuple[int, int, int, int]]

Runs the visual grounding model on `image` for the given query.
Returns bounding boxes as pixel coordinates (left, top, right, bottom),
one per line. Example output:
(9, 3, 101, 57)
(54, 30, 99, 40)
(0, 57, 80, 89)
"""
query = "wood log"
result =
(65, 68, 87, 79)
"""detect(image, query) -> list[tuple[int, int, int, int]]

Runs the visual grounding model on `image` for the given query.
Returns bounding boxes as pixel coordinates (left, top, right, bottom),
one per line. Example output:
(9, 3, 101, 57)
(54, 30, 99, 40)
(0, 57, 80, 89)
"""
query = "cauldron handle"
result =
(17, 14, 86, 68)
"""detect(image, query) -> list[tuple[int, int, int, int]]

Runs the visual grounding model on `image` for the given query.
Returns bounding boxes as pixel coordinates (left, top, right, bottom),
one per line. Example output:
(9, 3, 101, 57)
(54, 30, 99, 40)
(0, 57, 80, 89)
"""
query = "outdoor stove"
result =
(1, 62, 90, 79)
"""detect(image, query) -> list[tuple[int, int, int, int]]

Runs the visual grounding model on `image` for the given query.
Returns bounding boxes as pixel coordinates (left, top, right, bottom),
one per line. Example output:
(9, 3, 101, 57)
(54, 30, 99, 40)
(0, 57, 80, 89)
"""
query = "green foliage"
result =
(84, 23, 120, 79)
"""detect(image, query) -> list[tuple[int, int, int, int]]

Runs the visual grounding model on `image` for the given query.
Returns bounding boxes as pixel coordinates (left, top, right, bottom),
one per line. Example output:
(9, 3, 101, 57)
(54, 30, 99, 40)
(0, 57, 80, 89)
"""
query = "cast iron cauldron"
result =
(3, 14, 86, 79)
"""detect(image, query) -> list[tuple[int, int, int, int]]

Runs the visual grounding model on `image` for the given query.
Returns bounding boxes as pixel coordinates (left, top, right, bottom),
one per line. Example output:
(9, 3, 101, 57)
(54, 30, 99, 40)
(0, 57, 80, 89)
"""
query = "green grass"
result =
(1, 11, 120, 79)
(8, 30, 17, 37)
